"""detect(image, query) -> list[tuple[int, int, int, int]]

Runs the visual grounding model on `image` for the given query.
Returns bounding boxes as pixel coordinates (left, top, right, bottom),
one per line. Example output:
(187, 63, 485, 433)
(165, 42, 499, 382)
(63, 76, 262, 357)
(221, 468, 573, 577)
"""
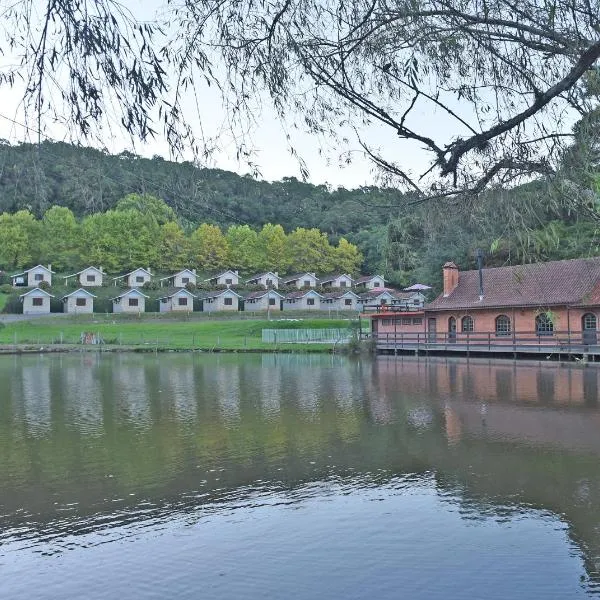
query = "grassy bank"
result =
(0, 314, 363, 352)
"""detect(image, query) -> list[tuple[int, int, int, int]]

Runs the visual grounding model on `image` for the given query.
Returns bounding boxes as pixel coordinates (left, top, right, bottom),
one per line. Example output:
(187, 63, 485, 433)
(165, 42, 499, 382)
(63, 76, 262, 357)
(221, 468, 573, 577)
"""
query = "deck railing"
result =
(370, 330, 599, 352)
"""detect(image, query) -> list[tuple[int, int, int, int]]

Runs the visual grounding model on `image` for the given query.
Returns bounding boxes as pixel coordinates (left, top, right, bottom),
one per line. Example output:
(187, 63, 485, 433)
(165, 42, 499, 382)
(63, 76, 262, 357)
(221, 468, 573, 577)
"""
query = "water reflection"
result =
(1, 354, 600, 597)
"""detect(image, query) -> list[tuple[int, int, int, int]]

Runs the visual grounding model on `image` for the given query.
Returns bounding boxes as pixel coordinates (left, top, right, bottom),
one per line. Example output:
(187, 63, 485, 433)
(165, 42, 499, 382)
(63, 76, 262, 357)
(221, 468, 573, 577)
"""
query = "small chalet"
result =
(111, 288, 149, 313)
(62, 289, 96, 314)
(321, 290, 360, 311)
(158, 288, 196, 313)
(319, 273, 353, 288)
(159, 269, 197, 289)
(354, 275, 385, 290)
(12, 265, 54, 287)
(283, 289, 324, 310)
(112, 268, 152, 288)
(205, 270, 239, 287)
(357, 289, 398, 311)
(20, 288, 54, 315)
(394, 291, 426, 310)
(281, 272, 318, 289)
(245, 271, 280, 289)
(63, 266, 105, 287)
(243, 289, 283, 311)
(423, 258, 600, 343)
(201, 288, 242, 312)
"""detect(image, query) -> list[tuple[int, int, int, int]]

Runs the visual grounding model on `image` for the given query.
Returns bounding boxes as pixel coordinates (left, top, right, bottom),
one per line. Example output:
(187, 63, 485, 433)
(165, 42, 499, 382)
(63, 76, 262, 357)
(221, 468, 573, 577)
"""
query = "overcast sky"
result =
(0, 0, 477, 189)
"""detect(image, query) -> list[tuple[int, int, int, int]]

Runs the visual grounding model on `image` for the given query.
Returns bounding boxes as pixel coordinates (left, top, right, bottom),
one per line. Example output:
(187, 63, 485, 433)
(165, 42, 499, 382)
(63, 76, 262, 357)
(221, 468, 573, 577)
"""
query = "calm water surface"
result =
(1, 353, 600, 599)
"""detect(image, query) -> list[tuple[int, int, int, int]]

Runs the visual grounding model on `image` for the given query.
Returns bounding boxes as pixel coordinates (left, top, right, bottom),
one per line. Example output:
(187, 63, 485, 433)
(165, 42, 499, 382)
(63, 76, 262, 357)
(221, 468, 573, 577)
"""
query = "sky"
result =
(0, 0, 445, 190)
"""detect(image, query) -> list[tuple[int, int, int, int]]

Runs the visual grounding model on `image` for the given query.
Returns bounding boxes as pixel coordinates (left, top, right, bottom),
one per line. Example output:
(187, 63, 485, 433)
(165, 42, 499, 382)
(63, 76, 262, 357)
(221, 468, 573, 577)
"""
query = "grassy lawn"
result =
(0, 294, 6, 312)
(0, 315, 363, 351)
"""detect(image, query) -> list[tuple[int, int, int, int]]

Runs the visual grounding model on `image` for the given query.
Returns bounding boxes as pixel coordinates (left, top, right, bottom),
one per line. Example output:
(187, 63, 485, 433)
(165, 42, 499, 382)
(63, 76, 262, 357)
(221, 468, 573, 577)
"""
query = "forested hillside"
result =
(1, 140, 600, 292)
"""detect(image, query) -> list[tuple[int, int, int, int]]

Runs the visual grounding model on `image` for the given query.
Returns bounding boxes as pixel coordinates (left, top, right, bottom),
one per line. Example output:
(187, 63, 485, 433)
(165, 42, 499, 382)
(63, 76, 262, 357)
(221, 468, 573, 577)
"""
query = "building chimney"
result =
(442, 262, 459, 297)
(476, 248, 484, 300)
(48, 264, 52, 272)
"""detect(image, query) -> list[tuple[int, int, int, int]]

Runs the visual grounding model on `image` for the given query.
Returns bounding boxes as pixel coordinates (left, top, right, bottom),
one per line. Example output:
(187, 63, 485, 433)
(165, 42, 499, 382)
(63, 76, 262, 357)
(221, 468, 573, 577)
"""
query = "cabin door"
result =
(582, 313, 597, 345)
(427, 318, 437, 342)
(448, 317, 457, 343)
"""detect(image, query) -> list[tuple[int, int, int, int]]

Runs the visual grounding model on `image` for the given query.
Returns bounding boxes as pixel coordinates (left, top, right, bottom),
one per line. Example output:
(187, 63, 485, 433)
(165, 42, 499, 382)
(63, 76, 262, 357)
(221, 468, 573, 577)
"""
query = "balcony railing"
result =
(362, 304, 424, 313)
(369, 330, 600, 353)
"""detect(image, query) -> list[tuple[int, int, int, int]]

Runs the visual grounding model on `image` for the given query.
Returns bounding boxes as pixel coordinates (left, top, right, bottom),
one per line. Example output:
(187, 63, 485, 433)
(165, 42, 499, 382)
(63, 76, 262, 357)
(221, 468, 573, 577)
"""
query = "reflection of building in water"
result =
(21, 359, 52, 436)
(62, 357, 104, 435)
(211, 362, 241, 422)
(256, 358, 282, 416)
(112, 357, 152, 428)
(374, 357, 600, 453)
(158, 359, 197, 423)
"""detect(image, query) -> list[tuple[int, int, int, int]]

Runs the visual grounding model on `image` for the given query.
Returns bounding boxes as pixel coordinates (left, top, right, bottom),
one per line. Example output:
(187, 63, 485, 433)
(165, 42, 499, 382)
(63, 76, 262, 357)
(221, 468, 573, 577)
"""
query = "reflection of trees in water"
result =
(2, 355, 600, 586)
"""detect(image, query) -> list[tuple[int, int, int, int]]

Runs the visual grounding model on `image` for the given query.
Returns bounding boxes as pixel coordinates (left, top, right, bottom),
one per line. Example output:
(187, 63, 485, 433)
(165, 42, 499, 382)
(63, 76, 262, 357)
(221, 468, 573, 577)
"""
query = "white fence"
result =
(262, 328, 354, 344)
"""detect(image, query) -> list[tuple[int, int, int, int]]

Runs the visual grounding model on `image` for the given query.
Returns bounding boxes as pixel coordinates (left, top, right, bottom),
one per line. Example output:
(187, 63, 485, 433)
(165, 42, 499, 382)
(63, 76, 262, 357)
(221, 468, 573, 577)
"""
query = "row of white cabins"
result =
(11, 265, 425, 315)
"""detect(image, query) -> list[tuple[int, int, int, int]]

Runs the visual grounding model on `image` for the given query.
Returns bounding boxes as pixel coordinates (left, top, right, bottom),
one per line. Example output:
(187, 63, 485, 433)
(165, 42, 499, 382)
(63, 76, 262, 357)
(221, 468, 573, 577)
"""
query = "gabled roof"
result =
(158, 288, 196, 300)
(358, 289, 397, 300)
(64, 266, 105, 278)
(319, 273, 353, 284)
(19, 288, 54, 298)
(159, 268, 197, 281)
(321, 290, 360, 300)
(244, 290, 284, 300)
(200, 288, 243, 299)
(111, 288, 150, 300)
(62, 288, 97, 299)
(426, 257, 600, 311)
(284, 290, 324, 299)
(112, 267, 152, 280)
(355, 274, 384, 284)
(12, 264, 55, 277)
(204, 269, 238, 281)
(246, 271, 279, 282)
(281, 272, 317, 283)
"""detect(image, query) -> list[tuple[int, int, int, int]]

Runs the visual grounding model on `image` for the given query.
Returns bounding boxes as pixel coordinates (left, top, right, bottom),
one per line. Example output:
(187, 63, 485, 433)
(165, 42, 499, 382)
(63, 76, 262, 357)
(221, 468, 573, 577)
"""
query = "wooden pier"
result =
(370, 330, 600, 360)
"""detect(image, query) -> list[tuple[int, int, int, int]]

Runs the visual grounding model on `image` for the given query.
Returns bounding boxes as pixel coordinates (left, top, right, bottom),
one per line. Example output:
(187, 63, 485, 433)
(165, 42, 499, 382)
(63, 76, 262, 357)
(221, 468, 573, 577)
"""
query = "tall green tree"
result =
(189, 224, 230, 272)
(225, 225, 261, 273)
(0, 210, 41, 269)
(256, 223, 290, 273)
(40, 206, 80, 271)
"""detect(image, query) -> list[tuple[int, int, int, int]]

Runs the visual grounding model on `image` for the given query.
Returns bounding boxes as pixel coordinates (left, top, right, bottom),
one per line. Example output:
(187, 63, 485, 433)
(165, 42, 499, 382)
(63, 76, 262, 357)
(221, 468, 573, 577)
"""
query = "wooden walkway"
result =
(371, 331, 600, 359)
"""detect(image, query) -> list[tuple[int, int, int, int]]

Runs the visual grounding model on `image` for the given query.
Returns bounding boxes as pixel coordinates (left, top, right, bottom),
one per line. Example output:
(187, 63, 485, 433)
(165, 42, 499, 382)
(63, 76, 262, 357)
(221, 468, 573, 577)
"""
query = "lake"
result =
(1, 353, 600, 599)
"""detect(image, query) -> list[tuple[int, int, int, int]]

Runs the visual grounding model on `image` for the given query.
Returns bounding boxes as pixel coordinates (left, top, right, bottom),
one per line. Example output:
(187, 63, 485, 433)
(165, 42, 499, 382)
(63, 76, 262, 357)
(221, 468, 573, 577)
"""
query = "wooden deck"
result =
(370, 331, 600, 359)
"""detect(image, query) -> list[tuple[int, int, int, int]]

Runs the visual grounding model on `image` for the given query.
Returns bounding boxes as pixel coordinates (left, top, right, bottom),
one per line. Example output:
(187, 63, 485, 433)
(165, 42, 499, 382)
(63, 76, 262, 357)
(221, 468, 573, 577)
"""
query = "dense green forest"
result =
(1, 139, 599, 291)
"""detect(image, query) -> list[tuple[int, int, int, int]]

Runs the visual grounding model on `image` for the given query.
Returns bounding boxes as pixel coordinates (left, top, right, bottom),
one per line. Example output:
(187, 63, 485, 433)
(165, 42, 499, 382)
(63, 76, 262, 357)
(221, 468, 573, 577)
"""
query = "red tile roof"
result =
(426, 257, 600, 311)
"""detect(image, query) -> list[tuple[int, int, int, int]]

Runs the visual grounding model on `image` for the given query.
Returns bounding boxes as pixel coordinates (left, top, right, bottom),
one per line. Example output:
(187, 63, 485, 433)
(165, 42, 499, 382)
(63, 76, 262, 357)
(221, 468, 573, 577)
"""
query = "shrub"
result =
(185, 281, 197, 292)
(0, 283, 13, 294)
(38, 280, 51, 291)
(3, 295, 23, 314)
(142, 280, 160, 290)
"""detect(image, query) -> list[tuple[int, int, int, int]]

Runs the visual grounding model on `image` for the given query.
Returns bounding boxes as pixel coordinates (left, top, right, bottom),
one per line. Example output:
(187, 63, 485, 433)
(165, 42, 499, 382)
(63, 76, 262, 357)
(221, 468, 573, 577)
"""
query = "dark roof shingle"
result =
(426, 257, 600, 311)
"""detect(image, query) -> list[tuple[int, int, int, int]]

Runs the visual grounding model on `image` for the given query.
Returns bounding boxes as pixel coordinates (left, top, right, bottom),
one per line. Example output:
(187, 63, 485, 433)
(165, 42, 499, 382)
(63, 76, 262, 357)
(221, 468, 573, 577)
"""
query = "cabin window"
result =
(344, 299, 352, 306)
(461, 316, 474, 332)
(129, 298, 139, 307)
(266, 279, 273, 287)
(381, 319, 392, 326)
(86, 275, 95, 282)
(380, 299, 387, 305)
(76, 298, 87, 307)
(340, 280, 347, 287)
(269, 298, 276, 306)
(307, 298, 315, 306)
(412, 318, 423, 325)
(303, 280, 311, 287)
(224, 297, 233, 306)
(32, 297, 43, 306)
(135, 276, 144, 283)
(182, 277, 189, 284)
(34, 273, 44, 281)
(178, 297, 188, 306)
(402, 318, 412, 325)
(495, 315, 511, 336)
(225, 278, 233, 285)
(373, 281, 381, 287)
(536, 313, 554, 336)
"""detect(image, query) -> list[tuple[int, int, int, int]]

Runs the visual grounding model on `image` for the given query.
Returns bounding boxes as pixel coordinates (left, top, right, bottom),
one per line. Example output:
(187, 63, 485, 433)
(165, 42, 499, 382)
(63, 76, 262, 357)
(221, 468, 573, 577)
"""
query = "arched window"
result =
(495, 315, 511, 337)
(461, 316, 474, 332)
(535, 313, 554, 336)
